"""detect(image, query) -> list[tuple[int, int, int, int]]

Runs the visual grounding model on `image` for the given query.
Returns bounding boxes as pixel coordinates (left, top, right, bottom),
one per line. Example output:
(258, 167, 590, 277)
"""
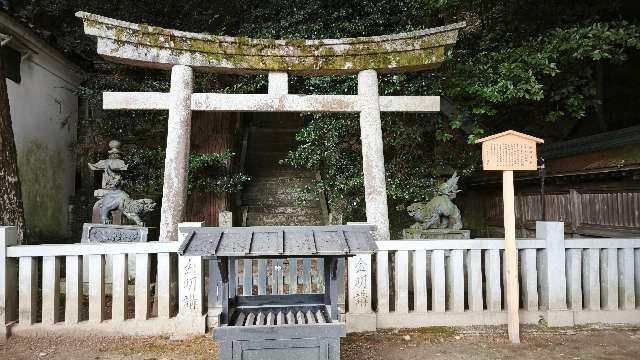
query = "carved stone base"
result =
(402, 228, 471, 240)
(345, 313, 377, 332)
(81, 223, 148, 243)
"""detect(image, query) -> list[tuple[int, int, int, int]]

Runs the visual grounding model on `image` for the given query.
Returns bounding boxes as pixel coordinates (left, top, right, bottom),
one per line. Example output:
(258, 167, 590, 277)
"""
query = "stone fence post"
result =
(346, 253, 376, 332)
(0, 226, 17, 337)
(207, 211, 232, 329)
(176, 222, 206, 335)
(536, 221, 571, 326)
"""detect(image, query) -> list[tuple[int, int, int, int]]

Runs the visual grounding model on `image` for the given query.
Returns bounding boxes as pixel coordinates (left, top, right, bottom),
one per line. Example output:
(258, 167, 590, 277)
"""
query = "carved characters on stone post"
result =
(352, 257, 369, 308)
(181, 257, 198, 310)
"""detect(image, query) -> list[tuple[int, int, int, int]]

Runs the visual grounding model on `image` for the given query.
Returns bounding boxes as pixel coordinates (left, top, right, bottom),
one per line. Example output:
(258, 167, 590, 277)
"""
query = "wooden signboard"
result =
(477, 130, 543, 344)
(479, 130, 542, 171)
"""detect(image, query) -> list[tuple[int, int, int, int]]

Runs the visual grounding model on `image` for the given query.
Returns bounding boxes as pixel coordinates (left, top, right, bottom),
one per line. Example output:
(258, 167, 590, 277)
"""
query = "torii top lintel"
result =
(76, 12, 464, 75)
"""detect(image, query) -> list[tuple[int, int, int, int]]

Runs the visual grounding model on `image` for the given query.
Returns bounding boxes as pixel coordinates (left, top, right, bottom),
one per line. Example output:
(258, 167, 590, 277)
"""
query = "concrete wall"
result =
(5, 43, 83, 240)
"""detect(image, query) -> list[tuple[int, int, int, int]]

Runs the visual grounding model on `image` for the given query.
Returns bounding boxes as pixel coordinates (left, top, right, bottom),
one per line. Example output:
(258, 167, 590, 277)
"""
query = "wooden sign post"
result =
(477, 130, 544, 344)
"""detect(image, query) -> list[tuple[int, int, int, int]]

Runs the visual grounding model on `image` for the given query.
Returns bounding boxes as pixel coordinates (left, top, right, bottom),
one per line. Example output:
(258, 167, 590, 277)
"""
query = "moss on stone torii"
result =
(76, 11, 464, 75)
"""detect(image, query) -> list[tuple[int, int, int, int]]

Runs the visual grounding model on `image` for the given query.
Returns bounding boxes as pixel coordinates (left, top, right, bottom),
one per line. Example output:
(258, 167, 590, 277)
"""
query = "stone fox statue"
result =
(97, 190, 156, 226)
(407, 172, 463, 230)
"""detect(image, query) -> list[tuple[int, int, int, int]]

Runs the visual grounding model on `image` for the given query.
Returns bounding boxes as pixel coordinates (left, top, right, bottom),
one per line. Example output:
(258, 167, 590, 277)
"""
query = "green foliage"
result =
(188, 151, 250, 194)
(122, 148, 248, 195)
(449, 22, 640, 130)
(9, 0, 640, 232)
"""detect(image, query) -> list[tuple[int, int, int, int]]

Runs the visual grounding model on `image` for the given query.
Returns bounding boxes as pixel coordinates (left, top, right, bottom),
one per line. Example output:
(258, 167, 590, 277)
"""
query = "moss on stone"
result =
(85, 16, 458, 73)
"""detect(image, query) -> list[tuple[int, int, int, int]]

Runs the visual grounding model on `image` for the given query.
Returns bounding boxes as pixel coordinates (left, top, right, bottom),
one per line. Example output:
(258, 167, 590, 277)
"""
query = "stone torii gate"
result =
(77, 12, 464, 242)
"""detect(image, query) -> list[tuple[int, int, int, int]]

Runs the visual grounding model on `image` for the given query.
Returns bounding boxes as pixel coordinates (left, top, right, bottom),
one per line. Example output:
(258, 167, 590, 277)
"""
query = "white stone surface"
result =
(65, 255, 82, 324)
(636, 249, 640, 309)
(268, 72, 288, 94)
(537, 222, 567, 310)
(111, 254, 127, 322)
(375, 239, 545, 251)
(42, 256, 61, 324)
(18, 257, 37, 325)
(347, 254, 373, 314)
(520, 249, 538, 312)
(104, 92, 443, 113)
(600, 248, 618, 310)
(394, 251, 409, 313)
(485, 249, 502, 311)
(413, 249, 428, 312)
(218, 211, 233, 227)
(566, 249, 583, 310)
(135, 253, 151, 320)
(618, 248, 635, 310)
(178, 256, 203, 316)
(358, 70, 390, 242)
(7, 241, 179, 257)
(431, 250, 445, 312)
(376, 251, 389, 313)
(156, 253, 172, 319)
(88, 254, 105, 323)
(159, 65, 194, 243)
(582, 248, 601, 310)
(466, 249, 483, 312)
(447, 250, 464, 312)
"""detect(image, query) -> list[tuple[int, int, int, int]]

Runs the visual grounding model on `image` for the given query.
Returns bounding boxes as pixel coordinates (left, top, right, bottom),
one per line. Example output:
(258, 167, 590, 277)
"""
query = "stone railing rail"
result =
(347, 222, 640, 331)
(1, 221, 639, 337)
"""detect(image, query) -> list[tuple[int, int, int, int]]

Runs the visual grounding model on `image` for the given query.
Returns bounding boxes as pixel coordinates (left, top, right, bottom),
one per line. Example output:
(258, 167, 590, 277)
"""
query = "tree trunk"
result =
(0, 54, 26, 243)
(186, 111, 239, 226)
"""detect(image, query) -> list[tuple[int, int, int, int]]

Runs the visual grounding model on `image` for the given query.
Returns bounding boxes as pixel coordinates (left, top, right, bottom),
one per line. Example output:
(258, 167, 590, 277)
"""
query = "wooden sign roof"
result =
(178, 225, 377, 257)
(477, 130, 544, 171)
(476, 130, 544, 144)
(76, 12, 464, 75)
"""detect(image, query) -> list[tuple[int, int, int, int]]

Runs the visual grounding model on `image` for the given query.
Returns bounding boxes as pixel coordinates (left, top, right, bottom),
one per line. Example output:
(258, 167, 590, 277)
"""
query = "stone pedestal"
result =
(81, 224, 149, 291)
(402, 228, 470, 240)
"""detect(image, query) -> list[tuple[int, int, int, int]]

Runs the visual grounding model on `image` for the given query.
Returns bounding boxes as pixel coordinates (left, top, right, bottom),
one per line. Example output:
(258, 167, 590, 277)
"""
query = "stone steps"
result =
(241, 116, 324, 226)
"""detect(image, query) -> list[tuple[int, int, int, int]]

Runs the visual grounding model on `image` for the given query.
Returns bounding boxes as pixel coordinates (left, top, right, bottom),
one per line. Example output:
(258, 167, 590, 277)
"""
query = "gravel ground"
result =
(2, 325, 639, 359)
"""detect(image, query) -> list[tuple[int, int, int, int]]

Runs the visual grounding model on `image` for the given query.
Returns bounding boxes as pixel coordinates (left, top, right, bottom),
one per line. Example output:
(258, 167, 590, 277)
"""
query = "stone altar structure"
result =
(403, 172, 470, 239)
(76, 11, 464, 243)
(84, 140, 156, 285)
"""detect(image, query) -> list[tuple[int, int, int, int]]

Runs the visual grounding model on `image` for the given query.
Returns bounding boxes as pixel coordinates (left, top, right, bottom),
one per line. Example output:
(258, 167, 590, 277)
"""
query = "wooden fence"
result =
(487, 188, 640, 237)
(1, 222, 639, 337)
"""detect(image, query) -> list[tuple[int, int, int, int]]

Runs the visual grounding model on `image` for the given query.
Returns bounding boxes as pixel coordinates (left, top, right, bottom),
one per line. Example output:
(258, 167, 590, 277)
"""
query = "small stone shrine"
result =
(402, 172, 470, 239)
(179, 225, 377, 360)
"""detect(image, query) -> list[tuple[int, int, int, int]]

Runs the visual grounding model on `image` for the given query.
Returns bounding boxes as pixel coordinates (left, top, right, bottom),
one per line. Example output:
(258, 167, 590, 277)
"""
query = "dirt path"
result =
(2, 325, 639, 359)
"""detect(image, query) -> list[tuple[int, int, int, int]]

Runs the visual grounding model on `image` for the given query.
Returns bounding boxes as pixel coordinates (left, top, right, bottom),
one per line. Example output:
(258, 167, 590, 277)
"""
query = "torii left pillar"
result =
(358, 70, 390, 241)
(159, 65, 193, 242)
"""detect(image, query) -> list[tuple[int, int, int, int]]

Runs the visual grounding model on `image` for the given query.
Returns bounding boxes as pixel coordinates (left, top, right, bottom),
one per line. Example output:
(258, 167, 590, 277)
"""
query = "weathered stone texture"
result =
(159, 65, 193, 242)
(358, 70, 390, 241)
(76, 12, 464, 75)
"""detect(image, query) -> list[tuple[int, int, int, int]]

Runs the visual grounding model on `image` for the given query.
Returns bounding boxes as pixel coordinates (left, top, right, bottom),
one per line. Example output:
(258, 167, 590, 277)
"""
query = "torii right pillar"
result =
(358, 70, 391, 242)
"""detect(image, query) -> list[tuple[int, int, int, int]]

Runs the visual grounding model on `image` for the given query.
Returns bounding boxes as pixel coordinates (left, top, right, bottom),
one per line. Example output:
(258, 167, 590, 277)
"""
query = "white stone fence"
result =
(1, 222, 639, 337)
(0, 225, 206, 337)
(347, 221, 640, 331)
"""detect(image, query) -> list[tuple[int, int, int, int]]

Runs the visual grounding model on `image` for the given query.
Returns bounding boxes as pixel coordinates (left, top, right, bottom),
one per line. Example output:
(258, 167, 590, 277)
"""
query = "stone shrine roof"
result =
(76, 11, 464, 75)
(178, 225, 377, 257)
